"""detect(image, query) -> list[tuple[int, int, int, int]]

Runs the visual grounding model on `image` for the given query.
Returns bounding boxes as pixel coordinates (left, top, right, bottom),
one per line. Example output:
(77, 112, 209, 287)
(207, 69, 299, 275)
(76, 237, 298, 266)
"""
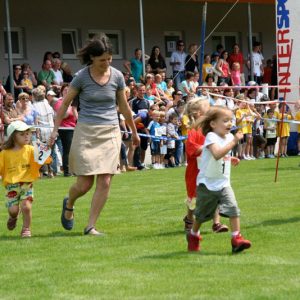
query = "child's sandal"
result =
(7, 216, 18, 231)
(21, 227, 31, 238)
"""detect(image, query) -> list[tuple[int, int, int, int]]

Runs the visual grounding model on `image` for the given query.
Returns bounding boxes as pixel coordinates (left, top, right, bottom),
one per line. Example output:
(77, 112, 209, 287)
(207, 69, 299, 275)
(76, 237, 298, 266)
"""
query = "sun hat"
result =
(47, 90, 56, 96)
(7, 121, 34, 139)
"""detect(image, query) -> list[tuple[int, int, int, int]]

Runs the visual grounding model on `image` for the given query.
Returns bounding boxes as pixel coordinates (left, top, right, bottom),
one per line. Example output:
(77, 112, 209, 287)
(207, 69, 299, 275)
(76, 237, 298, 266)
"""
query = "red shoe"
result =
(231, 233, 251, 253)
(187, 233, 201, 251)
(212, 223, 229, 233)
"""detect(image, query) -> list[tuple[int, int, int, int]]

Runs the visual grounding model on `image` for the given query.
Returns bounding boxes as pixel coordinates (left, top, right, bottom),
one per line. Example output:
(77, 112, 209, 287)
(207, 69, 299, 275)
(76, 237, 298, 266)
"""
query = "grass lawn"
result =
(0, 157, 300, 299)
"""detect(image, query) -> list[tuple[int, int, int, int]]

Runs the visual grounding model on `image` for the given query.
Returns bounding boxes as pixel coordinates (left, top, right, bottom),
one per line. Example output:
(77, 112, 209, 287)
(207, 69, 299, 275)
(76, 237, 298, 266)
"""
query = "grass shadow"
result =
(139, 250, 231, 260)
(0, 231, 84, 240)
(245, 216, 300, 229)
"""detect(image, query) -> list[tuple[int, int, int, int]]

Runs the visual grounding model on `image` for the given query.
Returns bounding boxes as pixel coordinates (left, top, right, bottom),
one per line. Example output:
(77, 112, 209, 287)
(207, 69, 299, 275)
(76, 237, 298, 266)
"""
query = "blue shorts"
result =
(151, 141, 161, 155)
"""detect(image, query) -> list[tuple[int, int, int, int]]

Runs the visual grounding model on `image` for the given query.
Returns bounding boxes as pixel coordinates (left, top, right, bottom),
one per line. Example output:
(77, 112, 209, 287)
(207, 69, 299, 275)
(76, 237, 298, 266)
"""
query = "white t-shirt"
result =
(251, 52, 264, 76)
(52, 69, 64, 85)
(197, 132, 233, 191)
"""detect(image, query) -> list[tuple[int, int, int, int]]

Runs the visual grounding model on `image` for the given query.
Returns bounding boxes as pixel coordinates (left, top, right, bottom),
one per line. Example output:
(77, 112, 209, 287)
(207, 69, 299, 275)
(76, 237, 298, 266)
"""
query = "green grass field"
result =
(0, 157, 300, 299)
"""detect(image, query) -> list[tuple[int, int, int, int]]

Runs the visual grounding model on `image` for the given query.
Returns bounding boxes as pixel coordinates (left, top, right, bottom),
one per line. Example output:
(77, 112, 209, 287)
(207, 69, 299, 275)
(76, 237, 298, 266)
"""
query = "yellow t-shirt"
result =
(0, 145, 51, 186)
(294, 111, 300, 133)
(181, 114, 189, 138)
(276, 113, 292, 137)
(236, 108, 253, 134)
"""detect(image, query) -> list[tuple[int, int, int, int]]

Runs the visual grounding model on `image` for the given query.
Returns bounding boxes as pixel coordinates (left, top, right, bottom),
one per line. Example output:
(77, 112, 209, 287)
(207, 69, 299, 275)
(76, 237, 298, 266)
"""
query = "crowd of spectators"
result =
(0, 39, 296, 177)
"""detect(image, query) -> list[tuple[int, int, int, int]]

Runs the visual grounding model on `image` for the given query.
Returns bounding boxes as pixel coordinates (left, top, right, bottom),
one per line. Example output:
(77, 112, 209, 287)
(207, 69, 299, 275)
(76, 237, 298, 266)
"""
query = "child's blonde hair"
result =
(185, 96, 209, 128)
(199, 106, 232, 136)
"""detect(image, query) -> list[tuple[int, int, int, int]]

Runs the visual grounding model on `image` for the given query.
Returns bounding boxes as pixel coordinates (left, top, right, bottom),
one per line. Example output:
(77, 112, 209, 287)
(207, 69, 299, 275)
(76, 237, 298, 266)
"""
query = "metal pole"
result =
(247, 2, 254, 82)
(139, 0, 146, 79)
(199, 2, 207, 85)
(4, 0, 14, 97)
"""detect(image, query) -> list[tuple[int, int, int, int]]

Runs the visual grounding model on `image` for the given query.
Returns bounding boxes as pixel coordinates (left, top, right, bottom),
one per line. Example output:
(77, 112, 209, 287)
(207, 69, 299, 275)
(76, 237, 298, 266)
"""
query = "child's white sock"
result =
(191, 229, 200, 237)
(231, 231, 240, 237)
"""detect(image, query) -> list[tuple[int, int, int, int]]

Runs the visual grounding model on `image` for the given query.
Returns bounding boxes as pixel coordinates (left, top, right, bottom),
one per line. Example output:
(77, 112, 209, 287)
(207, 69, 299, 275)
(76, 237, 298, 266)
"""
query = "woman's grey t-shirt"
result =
(71, 66, 125, 125)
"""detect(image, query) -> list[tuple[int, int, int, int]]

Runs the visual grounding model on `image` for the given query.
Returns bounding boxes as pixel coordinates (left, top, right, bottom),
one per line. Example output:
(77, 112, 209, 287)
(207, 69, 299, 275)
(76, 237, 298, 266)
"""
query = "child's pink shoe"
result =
(231, 233, 251, 253)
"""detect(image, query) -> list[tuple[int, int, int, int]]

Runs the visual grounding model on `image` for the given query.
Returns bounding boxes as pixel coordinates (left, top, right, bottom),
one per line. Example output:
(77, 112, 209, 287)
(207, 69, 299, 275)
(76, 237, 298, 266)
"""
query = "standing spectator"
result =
(228, 44, 245, 86)
(147, 110, 162, 169)
(49, 34, 139, 235)
(130, 84, 150, 114)
(231, 62, 242, 87)
(216, 51, 231, 85)
(202, 54, 213, 83)
(148, 46, 166, 75)
(124, 48, 144, 83)
(170, 40, 187, 89)
(263, 59, 273, 85)
(32, 87, 55, 177)
(52, 84, 78, 177)
(166, 113, 179, 167)
(185, 43, 199, 73)
(247, 41, 264, 84)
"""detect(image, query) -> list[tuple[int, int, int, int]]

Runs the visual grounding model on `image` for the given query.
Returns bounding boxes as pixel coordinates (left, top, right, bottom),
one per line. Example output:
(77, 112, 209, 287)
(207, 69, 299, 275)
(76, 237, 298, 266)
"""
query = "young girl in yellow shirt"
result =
(277, 103, 293, 157)
(0, 121, 51, 238)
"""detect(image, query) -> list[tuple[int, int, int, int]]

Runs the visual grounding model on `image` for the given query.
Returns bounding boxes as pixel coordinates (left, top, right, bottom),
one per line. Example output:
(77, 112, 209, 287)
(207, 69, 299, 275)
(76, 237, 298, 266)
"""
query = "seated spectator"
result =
(16, 92, 37, 126)
(5, 64, 26, 99)
(52, 51, 73, 83)
(179, 71, 195, 100)
(51, 58, 64, 86)
(21, 70, 33, 94)
(22, 63, 38, 87)
(37, 60, 58, 89)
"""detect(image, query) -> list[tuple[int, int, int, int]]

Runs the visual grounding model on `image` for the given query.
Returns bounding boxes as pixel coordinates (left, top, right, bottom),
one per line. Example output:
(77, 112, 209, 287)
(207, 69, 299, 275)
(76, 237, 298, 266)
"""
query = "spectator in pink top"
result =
(216, 51, 231, 86)
(53, 84, 78, 176)
(228, 44, 245, 86)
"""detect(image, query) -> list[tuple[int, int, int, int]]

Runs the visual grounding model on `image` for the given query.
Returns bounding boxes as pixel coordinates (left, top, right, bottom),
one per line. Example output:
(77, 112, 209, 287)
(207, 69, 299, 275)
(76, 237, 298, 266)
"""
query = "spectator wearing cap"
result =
(170, 40, 187, 90)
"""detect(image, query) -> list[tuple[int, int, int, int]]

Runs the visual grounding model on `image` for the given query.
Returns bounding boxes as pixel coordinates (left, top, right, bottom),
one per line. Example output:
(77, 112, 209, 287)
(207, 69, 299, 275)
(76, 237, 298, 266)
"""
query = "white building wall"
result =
(0, 0, 275, 81)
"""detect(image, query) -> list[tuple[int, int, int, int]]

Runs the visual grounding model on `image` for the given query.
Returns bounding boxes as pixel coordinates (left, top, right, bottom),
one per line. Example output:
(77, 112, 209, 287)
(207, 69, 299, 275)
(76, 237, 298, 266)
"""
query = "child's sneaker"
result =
(187, 232, 201, 252)
(212, 223, 229, 233)
(231, 233, 251, 253)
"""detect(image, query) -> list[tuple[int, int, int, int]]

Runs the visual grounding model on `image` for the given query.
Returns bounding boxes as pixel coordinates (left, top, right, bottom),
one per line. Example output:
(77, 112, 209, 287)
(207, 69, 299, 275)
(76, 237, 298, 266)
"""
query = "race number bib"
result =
(33, 141, 52, 164)
(204, 155, 231, 179)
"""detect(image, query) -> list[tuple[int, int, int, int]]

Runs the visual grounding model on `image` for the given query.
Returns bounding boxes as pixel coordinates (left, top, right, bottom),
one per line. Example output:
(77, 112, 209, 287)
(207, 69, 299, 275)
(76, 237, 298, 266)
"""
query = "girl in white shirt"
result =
(187, 106, 251, 253)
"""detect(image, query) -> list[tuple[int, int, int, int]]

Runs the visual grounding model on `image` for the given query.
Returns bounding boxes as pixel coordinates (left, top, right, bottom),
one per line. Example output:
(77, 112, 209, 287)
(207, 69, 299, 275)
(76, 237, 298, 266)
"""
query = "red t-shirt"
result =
(53, 98, 77, 128)
(228, 52, 244, 73)
(185, 128, 205, 198)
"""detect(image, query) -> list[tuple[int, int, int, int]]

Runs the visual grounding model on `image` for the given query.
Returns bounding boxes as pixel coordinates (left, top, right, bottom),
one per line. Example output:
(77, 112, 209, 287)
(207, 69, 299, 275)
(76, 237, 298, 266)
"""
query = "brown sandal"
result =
(7, 216, 18, 231)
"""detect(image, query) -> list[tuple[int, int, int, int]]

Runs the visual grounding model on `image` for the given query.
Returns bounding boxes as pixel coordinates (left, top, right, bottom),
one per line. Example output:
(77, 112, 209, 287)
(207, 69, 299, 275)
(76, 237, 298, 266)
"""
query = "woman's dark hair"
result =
(77, 34, 112, 65)
(149, 46, 164, 60)
(200, 106, 232, 136)
(186, 71, 194, 80)
(43, 51, 53, 63)
(205, 74, 214, 83)
(220, 50, 228, 59)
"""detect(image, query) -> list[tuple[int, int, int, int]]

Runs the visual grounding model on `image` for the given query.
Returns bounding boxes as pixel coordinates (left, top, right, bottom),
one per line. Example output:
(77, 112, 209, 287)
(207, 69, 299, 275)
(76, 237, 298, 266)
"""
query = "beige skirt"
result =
(69, 123, 121, 175)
